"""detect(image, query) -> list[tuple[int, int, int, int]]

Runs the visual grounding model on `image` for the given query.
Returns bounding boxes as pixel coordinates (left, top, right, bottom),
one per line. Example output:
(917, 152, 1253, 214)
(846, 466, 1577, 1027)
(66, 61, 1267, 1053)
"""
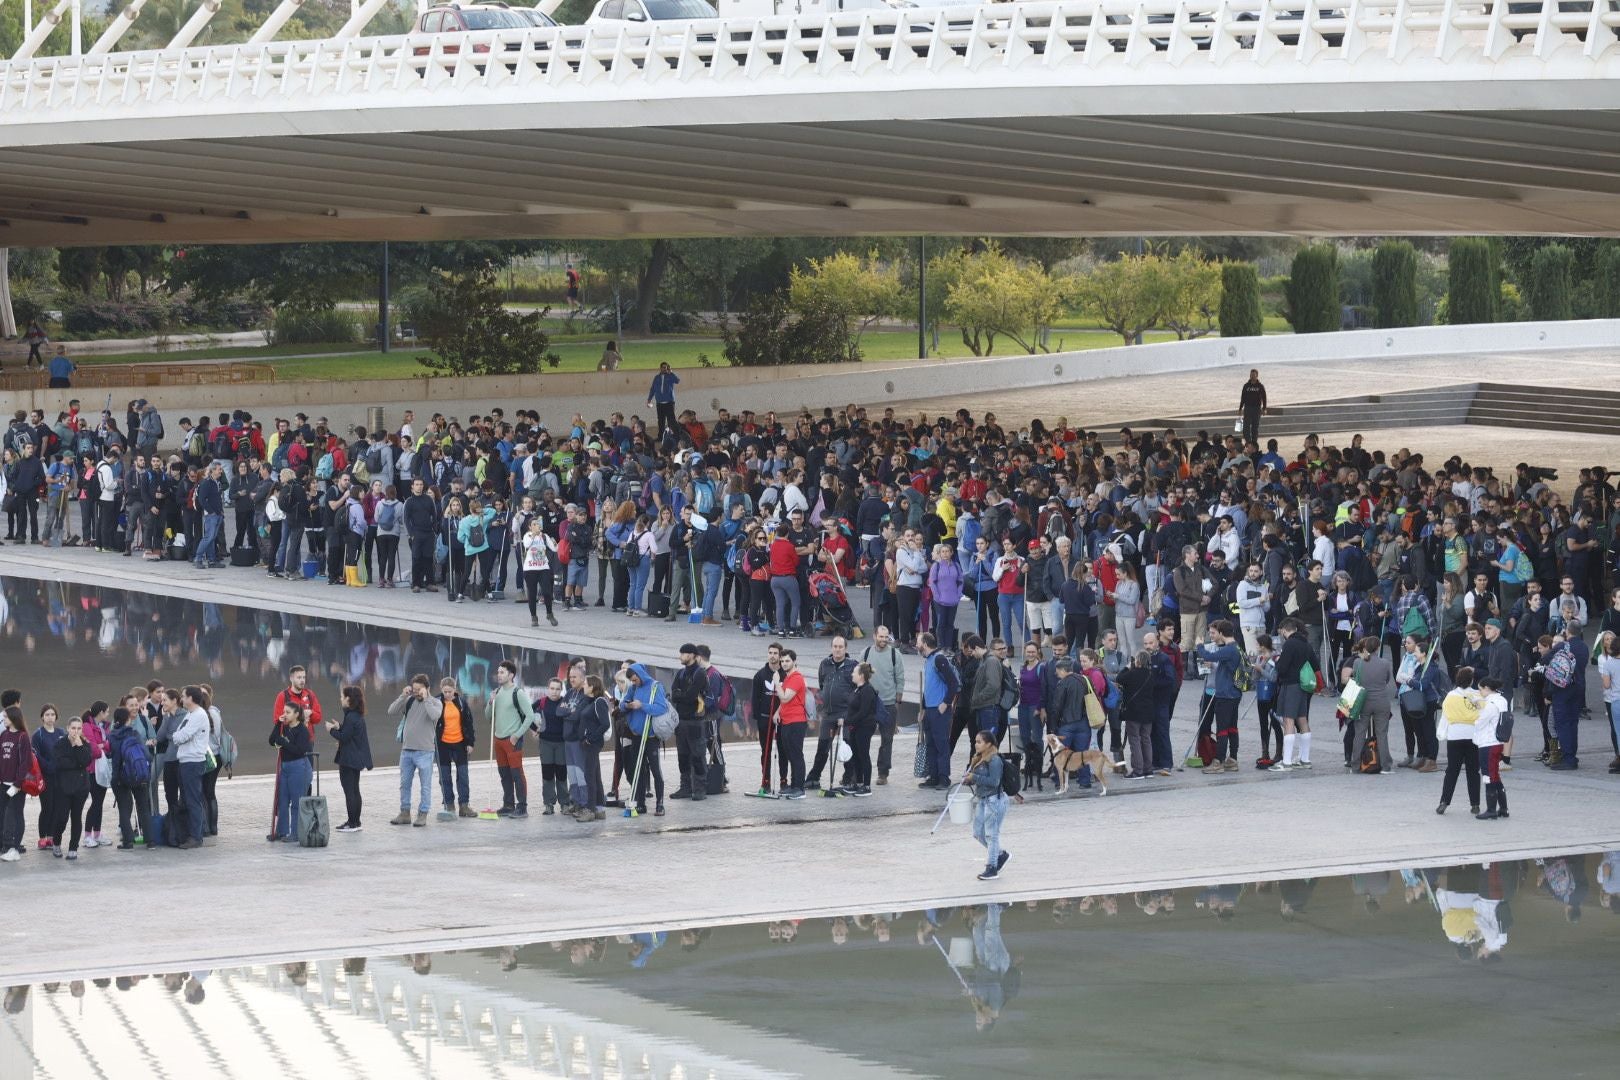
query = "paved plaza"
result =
(2, 548, 1615, 985)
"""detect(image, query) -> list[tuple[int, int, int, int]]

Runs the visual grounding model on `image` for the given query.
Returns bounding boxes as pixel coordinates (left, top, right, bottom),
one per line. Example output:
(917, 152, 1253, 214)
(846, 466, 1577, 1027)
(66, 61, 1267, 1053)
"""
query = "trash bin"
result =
(365, 406, 385, 435)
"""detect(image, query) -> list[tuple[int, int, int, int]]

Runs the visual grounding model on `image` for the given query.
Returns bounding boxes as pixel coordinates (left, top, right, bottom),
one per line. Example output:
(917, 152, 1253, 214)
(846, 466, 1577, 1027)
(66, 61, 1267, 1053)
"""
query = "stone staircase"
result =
(1119, 382, 1620, 440)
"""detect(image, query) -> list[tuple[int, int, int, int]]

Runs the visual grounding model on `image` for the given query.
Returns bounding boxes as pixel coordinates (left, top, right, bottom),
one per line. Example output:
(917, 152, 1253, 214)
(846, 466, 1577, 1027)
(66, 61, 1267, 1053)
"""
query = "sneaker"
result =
(784, 788, 806, 800)
(414, 812, 429, 827)
(876, 775, 888, 785)
(458, 805, 477, 819)
(52, 845, 63, 859)
(66, 850, 79, 860)
(1268, 761, 1292, 772)
(390, 810, 412, 826)
(1296, 761, 1313, 770)
(512, 809, 529, 819)
(850, 786, 873, 797)
(1224, 760, 1239, 772)
(116, 842, 135, 851)
(977, 865, 1000, 881)
(996, 851, 1010, 871)
(495, 806, 514, 817)
(436, 809, 456, 822)
(0, 849, 17, 862)
(335, 823, 361, 833)
(1153, 769, 1172, 777)
(547, 614, 559, 627)
(804, 780, 822, 791)
(84, 835, 100, 849)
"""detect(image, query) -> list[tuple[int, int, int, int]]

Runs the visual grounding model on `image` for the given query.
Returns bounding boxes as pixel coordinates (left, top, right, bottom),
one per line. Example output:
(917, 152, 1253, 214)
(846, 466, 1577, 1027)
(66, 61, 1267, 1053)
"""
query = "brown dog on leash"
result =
(1045, 733, 1125, 796)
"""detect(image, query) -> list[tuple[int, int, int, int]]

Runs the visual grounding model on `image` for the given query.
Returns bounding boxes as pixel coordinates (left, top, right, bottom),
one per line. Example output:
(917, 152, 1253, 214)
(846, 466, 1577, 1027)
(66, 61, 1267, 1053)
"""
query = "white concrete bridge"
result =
(2, 0, 1620, 245)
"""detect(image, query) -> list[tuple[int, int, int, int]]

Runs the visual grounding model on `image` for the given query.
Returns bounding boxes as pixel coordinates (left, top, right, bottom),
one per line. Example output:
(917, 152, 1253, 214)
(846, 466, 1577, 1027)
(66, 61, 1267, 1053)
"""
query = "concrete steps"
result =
(1120, 381, 1620, 440)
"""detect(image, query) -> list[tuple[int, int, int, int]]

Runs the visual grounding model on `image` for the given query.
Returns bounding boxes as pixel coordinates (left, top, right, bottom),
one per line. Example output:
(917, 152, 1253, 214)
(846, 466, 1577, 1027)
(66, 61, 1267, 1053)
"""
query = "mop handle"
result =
(929, 780, 966, 835)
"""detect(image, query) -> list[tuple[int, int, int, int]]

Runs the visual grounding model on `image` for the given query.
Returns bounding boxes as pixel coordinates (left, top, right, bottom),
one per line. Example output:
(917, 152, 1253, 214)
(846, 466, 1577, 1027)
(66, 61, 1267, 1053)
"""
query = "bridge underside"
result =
(4, 108, 1620, 245)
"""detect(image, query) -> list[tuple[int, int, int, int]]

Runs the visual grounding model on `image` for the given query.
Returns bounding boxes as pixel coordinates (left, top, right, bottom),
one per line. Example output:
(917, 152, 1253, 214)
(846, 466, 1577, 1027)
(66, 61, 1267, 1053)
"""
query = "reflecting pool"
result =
(5, 854, 1619, 1079)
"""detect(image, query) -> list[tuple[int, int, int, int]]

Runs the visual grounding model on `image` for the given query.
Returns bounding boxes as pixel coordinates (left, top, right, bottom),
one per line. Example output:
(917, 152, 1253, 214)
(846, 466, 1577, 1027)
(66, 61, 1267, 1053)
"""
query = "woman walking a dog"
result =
(964, 730, 1010, 881)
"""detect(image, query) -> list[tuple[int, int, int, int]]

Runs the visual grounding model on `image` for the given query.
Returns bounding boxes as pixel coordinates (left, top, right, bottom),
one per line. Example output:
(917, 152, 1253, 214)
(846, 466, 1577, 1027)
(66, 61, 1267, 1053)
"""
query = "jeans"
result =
(1016, 703, 1041, 751)
(1058, 721, 1093, 785)
(194, 512, 222, 566)
(179, 760, 207, 843)
(629, 561, 651, 612)
(701, 562, 723, 615)
(399, 748, 435, 812)
(1551, 693, 1580, 764)
(275, 757, 311, 840)
(997, 593, 1025, 644)
(277, 524, 305, 575)
(876, 697, 896, 779)
(924, 704, 952, 784)
(1609, 699, 1620, 756)
(972, 791, 1008, 868)
(771, 576, 800, 631)
(438, 742, 471, 808)
(933, 601, 960, 651)
(976, 705, 1004, 746)
(0, 787, 25, 853)
(408, 534, 434, 589)
(1151, 704, 1173, 771)
(566, 741, 590, 809)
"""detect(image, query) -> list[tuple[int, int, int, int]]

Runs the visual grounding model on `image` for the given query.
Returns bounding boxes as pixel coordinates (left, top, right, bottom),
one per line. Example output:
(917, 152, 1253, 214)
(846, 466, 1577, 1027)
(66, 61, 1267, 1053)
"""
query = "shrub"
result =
(1525, 243, 1575, 321)
(1284, 245, 1339, 333)
(1447, 238, 1496, 324)
(1594, 241, 1620, 318)
(1217, 262, 1263, 337)
(61, 295, 179, 336)
(720, 289, 849, 366)
(1371, 240, 1419, 328)
(269, 307, 364, 345)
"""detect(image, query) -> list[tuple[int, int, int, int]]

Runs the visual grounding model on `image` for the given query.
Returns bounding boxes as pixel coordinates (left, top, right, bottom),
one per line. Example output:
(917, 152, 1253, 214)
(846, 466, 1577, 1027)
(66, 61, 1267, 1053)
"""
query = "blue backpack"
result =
(116, 733, 151, 787)
(1102, 677, 1122, 711)
(377, 500, 398, 532)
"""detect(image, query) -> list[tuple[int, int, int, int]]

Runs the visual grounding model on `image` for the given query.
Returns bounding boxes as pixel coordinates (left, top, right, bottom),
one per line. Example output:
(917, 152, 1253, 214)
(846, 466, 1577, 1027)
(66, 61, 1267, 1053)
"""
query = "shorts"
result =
(566, 562, 589, 587)
(1276, 683, 1311, 719)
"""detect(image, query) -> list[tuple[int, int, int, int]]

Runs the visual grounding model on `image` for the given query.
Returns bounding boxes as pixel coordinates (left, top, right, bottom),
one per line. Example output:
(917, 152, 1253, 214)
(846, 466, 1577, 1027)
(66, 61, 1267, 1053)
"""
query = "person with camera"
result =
(387, 675, 443, 827)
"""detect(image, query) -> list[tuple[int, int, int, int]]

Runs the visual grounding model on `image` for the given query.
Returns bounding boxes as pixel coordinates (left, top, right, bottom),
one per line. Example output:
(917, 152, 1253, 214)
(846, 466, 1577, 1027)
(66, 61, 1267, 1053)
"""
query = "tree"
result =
(941, 253, 1068, 355)
(1447, 238, 1497, 324)
(1072, 254, 1176, 345)
(1596, 241, 1620, 319)
(1218, 262, 1263, 338)
(416, 266, 559, 376)
(1371, 240, 1420, 328)
(1284, 244, 1340, 333)
(1159, 249, 1222, 340)
(1525, 243, 1575, 321)
(788, 251, 903, 361)
(720, 289, 848, 367)
(990, 237, 1089, 273)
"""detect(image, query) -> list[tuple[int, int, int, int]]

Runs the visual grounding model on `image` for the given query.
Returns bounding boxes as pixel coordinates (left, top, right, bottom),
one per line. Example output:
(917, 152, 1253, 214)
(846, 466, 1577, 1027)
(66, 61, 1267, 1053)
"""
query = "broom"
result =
(687, 544, 704, 624)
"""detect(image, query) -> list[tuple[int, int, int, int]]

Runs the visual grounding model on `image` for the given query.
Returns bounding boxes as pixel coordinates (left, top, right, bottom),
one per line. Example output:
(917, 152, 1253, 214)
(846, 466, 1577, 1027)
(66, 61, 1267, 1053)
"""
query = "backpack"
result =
(315, 452, 335, 480)
(211, 428, 235, 460)
(467, 516, 486, 549)
(365, 445, 385, 475)
(711, 670, 737, 718)
(116, 733, 151, 787)
(622, 537, 643, 569)
(647, 685, 678, 741)
(1233, 652, 1256, 693)
(233, 429, 252, 457)
(1101, 675, 1122, 711)
(693, 478, 716, 516)
(185, 429, 207, 461)
(998, 752, 1022, 798)
(270, 441, 290, 471)
(997, 663, 1019, 712)
(1545, 645, 1578, 690)
(377, 501, 398, 532)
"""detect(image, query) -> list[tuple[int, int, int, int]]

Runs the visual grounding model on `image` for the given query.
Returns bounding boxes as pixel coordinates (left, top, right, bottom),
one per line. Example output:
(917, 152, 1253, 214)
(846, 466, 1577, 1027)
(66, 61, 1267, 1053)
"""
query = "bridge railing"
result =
(2, 1, 1616, 117)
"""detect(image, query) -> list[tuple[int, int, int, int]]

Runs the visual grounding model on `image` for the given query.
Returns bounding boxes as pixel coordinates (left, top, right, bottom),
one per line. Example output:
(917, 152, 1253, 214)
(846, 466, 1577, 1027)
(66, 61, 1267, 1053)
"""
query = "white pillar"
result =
(0, 250, 16, 340)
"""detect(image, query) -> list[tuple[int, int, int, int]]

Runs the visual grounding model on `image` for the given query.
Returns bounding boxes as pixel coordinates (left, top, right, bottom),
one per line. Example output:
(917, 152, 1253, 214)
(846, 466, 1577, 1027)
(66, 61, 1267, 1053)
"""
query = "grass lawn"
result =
(65, 327, 1193, 382)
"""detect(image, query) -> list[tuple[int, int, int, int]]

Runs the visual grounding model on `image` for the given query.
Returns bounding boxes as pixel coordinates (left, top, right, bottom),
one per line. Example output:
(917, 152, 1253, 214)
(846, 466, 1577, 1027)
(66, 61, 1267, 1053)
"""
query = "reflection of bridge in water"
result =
(4, 955, 917, 1079)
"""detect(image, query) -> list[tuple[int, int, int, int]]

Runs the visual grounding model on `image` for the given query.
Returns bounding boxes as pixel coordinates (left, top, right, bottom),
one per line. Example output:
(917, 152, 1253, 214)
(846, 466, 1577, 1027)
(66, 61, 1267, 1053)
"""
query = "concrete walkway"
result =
(1, 547, 1617, 984)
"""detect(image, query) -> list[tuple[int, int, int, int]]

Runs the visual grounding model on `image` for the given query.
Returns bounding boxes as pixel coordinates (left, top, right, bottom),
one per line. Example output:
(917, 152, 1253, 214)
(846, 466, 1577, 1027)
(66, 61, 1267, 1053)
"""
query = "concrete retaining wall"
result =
(5, 319, 1616, 432)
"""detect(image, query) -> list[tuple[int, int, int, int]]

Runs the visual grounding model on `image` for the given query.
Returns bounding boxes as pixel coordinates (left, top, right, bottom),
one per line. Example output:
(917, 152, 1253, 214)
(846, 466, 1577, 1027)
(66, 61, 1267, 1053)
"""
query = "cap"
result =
(1486, 618, 1504, 631)
(679, 643, 699, 655)
(1028, 540, 1042, 551)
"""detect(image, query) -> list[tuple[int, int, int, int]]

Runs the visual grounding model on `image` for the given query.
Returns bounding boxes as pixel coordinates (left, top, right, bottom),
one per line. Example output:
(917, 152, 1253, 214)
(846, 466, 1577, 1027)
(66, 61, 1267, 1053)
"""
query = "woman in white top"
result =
(520, 516, 560, 628)
(1473, 675, 1510, 820)
(1597, 631, 1620, 772)
(895, 533, 928, 645)
(1436, 666, 1483, 816)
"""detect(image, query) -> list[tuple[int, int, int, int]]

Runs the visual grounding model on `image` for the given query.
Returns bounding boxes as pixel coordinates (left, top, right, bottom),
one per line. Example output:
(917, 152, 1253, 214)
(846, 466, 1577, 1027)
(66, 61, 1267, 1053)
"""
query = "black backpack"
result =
(998, 752, 1022, 797)
(997, 663, 1019, 712)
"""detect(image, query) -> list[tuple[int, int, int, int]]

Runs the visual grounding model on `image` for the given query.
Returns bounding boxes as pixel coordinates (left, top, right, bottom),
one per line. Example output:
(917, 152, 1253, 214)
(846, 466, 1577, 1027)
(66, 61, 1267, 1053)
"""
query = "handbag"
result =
(21, 755, 44, 797)
(913, 729, 928, 778)
(1337, 672, 1365, 721)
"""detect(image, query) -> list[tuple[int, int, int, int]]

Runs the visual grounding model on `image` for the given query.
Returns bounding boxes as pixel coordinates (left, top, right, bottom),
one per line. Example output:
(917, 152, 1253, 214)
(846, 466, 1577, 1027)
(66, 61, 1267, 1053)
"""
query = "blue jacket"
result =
(622, 663, 669, 736)
(1196, 642, 1244, 700)
(648, 372, 679, 404)
(968, 753, 1005, 799)
(195, 476, 223, 516)
(922, 649, 961, 709)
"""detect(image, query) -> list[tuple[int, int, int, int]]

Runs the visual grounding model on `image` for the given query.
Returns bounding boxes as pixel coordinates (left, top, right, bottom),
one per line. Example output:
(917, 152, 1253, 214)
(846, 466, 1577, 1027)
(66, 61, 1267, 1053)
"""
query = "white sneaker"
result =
(84, 836, 99, 849)
(0, 850, 19, 863)
(1267, 762, 1291, 772)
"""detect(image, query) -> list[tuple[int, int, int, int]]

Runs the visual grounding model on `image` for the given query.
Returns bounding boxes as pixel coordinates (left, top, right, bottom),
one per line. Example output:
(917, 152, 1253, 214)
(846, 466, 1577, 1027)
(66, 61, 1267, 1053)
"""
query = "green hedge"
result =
(1526, 243, 1575, 321)
(269, 308, 364, 345)
(1285, 245, 1339, 334)
(1218, 262, 1263, 338)
(1371, 240, 1419, 328)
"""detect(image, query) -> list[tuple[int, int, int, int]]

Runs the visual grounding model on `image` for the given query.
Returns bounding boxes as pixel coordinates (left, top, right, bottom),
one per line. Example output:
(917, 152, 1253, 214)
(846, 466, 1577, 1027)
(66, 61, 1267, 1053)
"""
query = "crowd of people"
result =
(4, 367, 1619, 875)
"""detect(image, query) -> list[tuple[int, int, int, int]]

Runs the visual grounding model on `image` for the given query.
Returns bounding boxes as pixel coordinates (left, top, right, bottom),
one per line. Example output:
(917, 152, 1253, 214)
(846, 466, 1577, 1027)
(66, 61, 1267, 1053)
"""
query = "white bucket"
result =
(947, 791, 974, 826)
(949, 937, 975, 968)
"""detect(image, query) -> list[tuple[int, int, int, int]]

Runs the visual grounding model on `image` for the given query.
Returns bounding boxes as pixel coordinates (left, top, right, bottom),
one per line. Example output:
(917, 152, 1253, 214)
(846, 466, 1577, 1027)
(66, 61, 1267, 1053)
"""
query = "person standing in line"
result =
(965, 730, 1011, 881)
(388, 675, 443, 828)
(860, 625, 905, 785)
(30, 703, 65, 850)
(79, 702, 111, 849)
(519, 515, 560, 627)
(0, 706, 34, 861)
(831, 662, 878, 797)
(328, 686, 373, 834)
(1545, 621, 1589, 771)
(489, 660, 537, 819)
(618, 661, 669, 817)
(806, 636, 857, 793)
(669, 644, 711, 802)
(774, 650, 810, 799)
(918, 632, 960, 790)
(268, 700, 312, 844)
(45, 714, 93, 860)
(574, 673, 612, 822)
(1474, 676, 1511, 820)
(403, 477, 440, 593)
(172, 686, 212, 850)
(1343, 636, 1394, 775)
(1195, 620, 1244, 772)
(1238, 368, 1268, 445)
(1436, 666, 1483, 815)
(106, 707, 152, 852)
(647, 362, 680, 438)
(191, 462, 225, 570)
(435, 677, 477, 820)
(929, 542, 964, 651)
(1270, 618, 1316, 771)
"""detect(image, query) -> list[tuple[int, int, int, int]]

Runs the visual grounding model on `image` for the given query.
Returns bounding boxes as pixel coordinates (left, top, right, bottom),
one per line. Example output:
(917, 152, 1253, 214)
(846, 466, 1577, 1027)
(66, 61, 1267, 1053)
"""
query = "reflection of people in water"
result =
(1350, 871, 1391, 914)
(1598, 852, 1620, 912)
(966, 904, 1019, 1033)
(1537, 857, 1588, 923)
(1195, 884, 1242, 920)
(628, 932, 666, 969)
(1278, 878, 1317, 920)
(1437, 864, 1514, 962)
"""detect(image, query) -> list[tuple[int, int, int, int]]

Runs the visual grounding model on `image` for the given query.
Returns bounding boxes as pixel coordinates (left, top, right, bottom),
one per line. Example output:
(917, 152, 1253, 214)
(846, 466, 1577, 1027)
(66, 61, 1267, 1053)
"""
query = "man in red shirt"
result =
(774, 649, 809, 798)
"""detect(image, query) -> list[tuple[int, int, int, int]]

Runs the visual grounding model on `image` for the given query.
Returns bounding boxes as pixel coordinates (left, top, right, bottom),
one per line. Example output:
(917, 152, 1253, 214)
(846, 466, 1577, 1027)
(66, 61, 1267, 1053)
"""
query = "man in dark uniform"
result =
(1239, 369, 1268, 445)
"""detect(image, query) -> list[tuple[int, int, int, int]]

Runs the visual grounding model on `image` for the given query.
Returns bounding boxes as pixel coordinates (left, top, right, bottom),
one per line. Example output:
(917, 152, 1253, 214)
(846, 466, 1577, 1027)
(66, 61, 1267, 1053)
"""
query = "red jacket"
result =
(769, 537, 800, 577)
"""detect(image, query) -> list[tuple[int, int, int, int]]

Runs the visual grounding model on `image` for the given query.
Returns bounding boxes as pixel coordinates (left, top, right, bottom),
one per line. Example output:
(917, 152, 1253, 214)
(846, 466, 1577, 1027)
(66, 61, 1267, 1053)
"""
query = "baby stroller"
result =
(809, 570, 860, 638)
